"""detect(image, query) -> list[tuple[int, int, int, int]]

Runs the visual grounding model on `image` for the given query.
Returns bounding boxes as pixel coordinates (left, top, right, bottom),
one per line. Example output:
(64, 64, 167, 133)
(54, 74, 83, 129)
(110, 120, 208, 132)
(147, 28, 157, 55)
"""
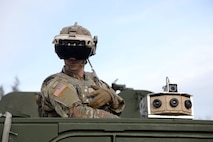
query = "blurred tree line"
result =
(0, 77, 20, 99)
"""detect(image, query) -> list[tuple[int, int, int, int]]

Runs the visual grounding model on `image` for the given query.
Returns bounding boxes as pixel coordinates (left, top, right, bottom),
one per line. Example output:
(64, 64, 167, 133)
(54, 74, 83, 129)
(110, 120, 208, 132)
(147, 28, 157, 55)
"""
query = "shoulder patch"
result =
(53, 84, 67, 97)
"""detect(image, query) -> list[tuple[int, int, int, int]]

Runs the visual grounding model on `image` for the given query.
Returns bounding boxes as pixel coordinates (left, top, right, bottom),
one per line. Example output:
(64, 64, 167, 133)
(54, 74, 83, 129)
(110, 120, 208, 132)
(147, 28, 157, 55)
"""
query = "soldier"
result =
(40, 23, 125, 118)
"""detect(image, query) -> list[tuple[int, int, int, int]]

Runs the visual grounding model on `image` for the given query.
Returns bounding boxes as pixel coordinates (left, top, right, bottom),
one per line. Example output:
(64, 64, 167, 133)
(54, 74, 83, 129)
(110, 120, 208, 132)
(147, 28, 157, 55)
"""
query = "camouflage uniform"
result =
(41, 67, 125, 118)
(41, 23, 125, 118)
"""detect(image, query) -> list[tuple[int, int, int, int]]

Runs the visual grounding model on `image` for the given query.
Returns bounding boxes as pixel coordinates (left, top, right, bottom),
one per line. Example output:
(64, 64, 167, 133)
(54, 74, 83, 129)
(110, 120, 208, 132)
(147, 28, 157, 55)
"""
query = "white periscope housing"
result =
(140, 92, 194, 119)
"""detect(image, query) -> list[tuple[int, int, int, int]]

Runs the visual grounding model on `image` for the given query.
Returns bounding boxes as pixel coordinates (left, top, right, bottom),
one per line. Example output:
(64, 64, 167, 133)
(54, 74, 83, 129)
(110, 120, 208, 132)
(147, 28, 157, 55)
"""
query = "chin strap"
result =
(87, 59, 102, 87)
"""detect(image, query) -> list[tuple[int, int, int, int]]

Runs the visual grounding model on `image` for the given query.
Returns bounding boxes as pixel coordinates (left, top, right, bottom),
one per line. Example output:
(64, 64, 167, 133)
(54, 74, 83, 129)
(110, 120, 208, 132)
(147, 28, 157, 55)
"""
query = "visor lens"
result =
(55, 45, 92, 60)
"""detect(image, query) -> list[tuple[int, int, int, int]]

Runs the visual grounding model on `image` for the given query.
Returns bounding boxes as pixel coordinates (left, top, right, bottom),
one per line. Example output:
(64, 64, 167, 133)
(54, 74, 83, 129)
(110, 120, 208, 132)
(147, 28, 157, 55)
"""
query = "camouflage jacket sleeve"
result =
(41, 74, 121, 118)
(109, 88, 125, 114)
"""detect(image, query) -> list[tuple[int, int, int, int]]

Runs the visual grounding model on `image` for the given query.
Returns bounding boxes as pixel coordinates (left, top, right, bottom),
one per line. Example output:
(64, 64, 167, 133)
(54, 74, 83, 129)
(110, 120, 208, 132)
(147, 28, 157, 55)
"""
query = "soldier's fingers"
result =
(89, 97, 105, 108)
(91, 85, 100, 90)
(90, 100, 105, 108)
(88, 89, 102, 97)
(89, 96, 101, 106)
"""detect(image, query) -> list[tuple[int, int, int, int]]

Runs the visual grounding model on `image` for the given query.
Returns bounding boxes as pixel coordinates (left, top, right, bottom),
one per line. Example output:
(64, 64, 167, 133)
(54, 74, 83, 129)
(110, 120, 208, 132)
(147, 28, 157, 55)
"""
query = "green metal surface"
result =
(0, 92, 39, 117)
(0, 89, 213, 142)
(119, 89, 152, 118)
(0, 118, 213, 141)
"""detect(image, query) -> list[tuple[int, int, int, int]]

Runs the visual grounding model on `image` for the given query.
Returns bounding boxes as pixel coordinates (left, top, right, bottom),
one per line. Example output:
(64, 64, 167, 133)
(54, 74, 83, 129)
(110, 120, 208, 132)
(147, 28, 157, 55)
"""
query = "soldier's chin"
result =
(66, 64, 84, 71)
(68, 66, 80, 71)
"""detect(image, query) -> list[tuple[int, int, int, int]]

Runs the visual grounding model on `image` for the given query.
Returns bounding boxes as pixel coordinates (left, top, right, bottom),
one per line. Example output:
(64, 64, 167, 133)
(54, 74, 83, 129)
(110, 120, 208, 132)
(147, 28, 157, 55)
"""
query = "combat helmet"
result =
(53, 22, 98, 60)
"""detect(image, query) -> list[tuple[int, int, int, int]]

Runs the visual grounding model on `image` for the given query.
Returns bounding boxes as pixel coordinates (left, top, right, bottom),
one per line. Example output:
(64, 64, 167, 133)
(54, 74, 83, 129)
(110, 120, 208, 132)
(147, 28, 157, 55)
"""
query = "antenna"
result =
(166, 76, 170, 85)
(162, 77, 178, 92)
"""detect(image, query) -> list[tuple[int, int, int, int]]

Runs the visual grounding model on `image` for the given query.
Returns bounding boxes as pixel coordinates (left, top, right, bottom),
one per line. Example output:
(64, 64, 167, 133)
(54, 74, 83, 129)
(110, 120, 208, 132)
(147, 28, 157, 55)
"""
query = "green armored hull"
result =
(1, 118, 213, 142)
(0, 89, 213, 142)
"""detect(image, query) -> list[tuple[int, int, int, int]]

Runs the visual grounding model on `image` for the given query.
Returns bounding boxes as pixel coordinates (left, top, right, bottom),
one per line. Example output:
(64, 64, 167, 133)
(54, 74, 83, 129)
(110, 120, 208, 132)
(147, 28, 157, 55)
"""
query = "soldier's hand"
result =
(88, 85, 112, 108)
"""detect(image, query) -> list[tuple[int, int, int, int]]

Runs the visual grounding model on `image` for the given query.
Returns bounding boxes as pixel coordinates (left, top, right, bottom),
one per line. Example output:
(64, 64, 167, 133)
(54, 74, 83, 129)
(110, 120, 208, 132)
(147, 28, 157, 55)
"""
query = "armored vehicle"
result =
(0, 79, 213, 142)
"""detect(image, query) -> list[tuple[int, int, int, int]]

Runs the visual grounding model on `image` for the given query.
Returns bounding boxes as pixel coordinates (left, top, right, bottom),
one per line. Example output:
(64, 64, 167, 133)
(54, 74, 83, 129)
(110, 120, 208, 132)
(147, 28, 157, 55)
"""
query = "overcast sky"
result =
(1, 0, 213, 120)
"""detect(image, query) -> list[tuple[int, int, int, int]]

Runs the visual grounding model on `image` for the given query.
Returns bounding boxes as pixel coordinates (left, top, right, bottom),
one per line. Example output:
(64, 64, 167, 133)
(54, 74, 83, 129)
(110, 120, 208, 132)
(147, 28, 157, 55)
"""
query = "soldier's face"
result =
(64, 58, 85, 72)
